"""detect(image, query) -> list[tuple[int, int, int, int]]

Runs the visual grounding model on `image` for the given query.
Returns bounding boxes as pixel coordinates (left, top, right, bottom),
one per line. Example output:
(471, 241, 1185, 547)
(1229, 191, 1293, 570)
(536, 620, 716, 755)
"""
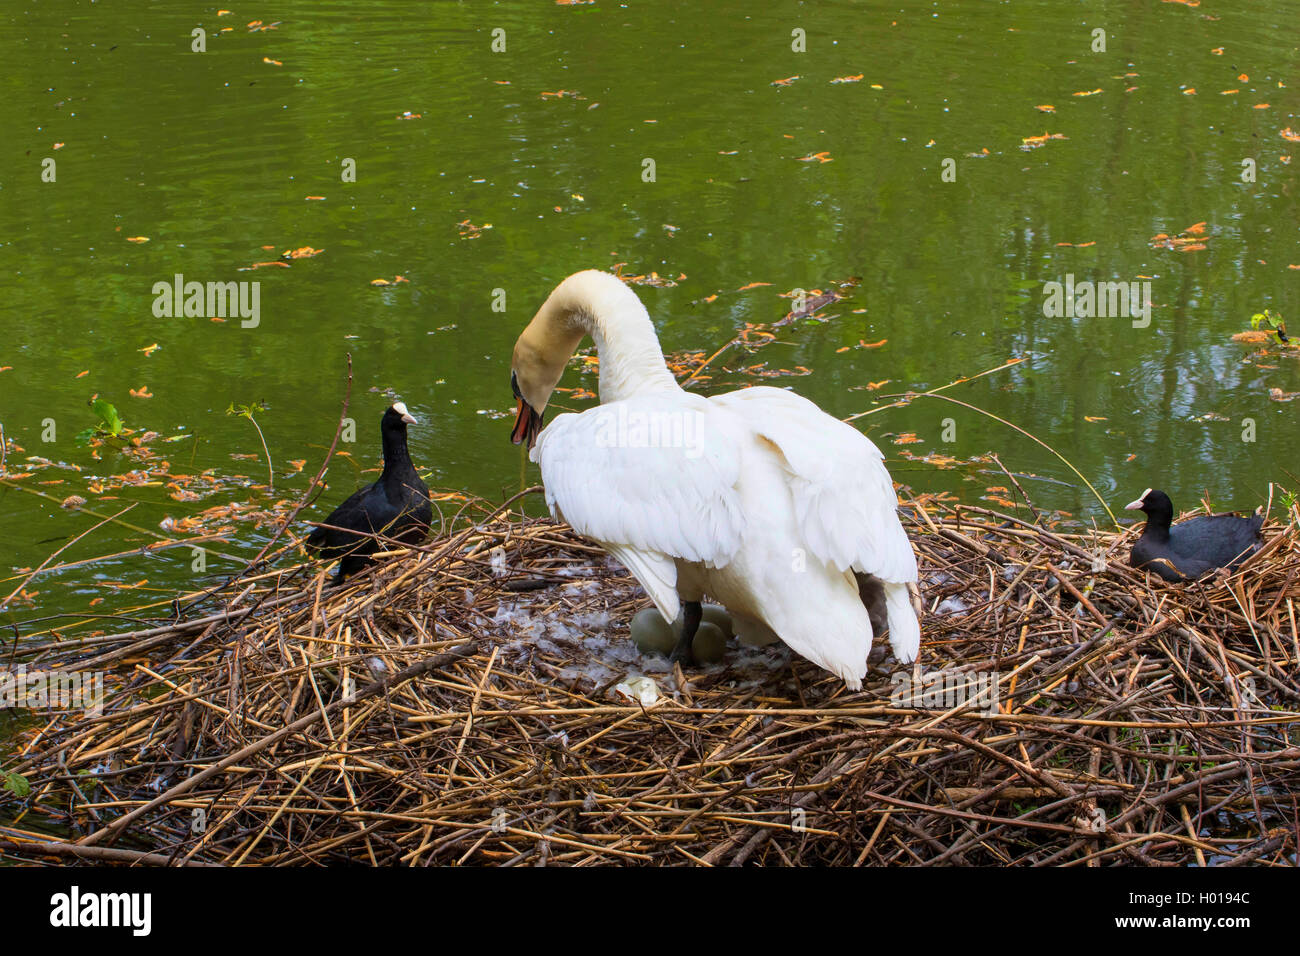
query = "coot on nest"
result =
(306, 402, 432, 579)
(1125, 488, 1263, 582)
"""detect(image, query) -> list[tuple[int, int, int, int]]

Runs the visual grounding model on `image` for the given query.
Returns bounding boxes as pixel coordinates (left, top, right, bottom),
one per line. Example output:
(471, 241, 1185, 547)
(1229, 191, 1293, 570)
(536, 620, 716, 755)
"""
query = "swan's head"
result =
(509, 364, 547, 448)
(510, 280, 596, 447)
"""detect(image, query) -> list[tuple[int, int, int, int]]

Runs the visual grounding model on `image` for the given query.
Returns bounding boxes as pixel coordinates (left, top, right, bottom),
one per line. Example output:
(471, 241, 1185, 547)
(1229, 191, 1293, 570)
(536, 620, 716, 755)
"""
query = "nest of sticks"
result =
(3, 492, 1298, 866)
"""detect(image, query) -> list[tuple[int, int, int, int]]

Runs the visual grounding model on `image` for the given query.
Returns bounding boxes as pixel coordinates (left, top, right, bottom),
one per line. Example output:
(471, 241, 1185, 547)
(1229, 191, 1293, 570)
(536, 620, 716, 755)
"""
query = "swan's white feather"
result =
(709, 386, 917, 583)
(532, 392, 746, 570)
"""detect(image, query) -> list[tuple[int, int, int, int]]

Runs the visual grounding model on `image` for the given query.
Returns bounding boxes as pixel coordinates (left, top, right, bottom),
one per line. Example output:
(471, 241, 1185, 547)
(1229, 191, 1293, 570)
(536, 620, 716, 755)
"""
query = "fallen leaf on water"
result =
(1035, 104, 1055, 113)
(1183, 88, 1197, 95)
(1020, 132, 1067, 150)
(1210, 46, 1224, 54)
(1150, 222, 1210, 252)
(305, 195, 325, 201)
(891, 433, 922, 445)
(1238, 73, 1249, 82)
(284, 246, 324, 259)
(1281, 128, 1300, 143)
(288, 460, 307, 472)
(140, 343, 160, 356)
(397, 111, 422, 120)
(263, 57, 282, 66)
(61, 495, 86, 509)
(75, 370, 89, 378)
(859, 339, 888, 349)
(830, 74, 864, 84)
(1269, 387, 1299, 402)
(126, 236, 149, 243)
(798, 151, 833, 163)
(772, 76, 800, 86)
(1072, 89, 1102, 97)
(1084, 415, 1107, 423)
(1253, 103, 1269, 109)
(737, 282, 771, 291)
(129, 386, 153, 398)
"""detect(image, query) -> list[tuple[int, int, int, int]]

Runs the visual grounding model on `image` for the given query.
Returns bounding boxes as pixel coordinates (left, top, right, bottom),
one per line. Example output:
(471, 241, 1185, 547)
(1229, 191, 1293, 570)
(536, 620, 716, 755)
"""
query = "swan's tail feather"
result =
(884, 581, 921, 664)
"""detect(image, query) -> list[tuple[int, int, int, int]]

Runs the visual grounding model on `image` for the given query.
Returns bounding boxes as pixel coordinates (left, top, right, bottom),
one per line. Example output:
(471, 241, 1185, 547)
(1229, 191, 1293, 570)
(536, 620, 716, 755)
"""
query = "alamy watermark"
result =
(1, 666, 104, 716)
(152, 273, 260, 328)
(1041, 274, 1151, 328)
(593, 406, 706, 458)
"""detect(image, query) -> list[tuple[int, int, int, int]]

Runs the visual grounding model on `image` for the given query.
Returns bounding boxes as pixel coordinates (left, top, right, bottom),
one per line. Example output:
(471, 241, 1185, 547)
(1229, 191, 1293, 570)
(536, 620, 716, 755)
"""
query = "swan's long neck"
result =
(547, 272, 680, 403)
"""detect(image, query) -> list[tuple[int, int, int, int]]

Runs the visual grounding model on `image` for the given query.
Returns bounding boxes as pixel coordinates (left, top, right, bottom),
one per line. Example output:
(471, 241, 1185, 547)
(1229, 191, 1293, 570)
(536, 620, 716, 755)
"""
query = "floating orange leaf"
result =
(1020, 132, 1067, 150)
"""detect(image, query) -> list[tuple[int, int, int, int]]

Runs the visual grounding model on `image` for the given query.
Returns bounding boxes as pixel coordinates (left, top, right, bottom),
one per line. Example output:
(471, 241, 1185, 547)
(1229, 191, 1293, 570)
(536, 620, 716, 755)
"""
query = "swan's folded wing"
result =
(531, 397, 746, 613)
(711, 386, 917, 583)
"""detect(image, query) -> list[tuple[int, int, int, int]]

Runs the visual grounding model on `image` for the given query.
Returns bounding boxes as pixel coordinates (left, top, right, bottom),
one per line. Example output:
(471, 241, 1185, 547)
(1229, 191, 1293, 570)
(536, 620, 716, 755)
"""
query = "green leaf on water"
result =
(90, 398, 125, 437)
(4, 771, 30, 798)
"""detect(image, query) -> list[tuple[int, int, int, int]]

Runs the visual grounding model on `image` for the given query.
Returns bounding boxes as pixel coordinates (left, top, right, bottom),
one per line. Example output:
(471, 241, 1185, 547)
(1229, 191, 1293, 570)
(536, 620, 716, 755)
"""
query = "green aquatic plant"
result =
(74, 397, 126, 445)
(226, 400, 274, 490)
(1249, 309, 1288, 342)
(3, 769, 30, 798)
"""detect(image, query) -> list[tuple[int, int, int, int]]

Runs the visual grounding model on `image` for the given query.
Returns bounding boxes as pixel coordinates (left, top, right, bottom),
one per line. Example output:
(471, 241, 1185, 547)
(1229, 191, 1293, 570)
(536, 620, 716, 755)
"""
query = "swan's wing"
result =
(711, 386, 917, 583)
(532, 395, 746, 619)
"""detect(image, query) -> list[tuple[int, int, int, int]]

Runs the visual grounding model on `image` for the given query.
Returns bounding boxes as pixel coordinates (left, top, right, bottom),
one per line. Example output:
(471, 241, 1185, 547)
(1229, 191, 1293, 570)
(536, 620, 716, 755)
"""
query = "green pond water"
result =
(1, 0, 1297, 655)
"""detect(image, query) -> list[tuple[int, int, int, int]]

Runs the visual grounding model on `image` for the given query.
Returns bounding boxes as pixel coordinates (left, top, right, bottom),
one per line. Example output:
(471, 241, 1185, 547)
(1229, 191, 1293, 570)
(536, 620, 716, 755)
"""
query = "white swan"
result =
(509, 270, 920, 690)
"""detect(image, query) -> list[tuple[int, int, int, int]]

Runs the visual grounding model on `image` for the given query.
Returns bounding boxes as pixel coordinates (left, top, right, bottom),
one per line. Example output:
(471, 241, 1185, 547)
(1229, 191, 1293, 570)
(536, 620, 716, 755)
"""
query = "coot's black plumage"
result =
(306, 402, 432, 578)
(1125, 488, 1263, 582)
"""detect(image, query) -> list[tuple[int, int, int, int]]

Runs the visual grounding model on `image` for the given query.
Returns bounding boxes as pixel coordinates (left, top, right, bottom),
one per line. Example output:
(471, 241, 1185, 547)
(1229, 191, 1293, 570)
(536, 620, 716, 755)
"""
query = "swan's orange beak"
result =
(511, 398, 543, 448)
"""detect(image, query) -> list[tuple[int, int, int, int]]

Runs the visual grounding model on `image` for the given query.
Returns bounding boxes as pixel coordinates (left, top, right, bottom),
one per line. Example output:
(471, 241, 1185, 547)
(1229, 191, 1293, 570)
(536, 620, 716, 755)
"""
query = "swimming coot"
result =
(1125, 488, 1263, 582)
(306, 402, 432, 579)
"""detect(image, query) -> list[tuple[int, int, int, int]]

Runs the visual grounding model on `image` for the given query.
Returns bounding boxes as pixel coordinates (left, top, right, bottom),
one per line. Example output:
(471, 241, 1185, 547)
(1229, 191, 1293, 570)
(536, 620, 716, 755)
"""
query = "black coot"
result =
(1125, 488, 1263, 582)
(306, 402, 432, 579)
